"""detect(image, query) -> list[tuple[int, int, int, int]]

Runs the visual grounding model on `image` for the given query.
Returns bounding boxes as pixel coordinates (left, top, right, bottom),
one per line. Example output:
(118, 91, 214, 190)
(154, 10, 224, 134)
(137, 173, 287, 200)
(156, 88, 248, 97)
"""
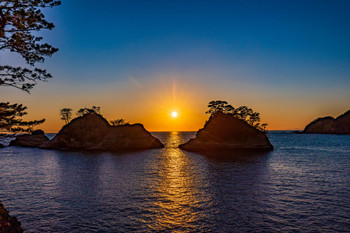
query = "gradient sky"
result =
(1, 0, 350, 132)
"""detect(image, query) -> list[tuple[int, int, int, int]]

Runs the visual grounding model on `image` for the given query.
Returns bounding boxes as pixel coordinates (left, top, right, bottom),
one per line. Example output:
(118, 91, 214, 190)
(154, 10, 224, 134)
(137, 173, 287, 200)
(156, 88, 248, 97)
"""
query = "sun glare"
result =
(171, 111, 178, 118)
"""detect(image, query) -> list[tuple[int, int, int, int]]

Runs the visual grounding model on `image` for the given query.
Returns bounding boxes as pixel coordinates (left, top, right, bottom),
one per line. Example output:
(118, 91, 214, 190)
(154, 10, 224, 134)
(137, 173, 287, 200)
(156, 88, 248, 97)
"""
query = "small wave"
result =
(280, 146, 350, 153)
(0, 136, 15, 146)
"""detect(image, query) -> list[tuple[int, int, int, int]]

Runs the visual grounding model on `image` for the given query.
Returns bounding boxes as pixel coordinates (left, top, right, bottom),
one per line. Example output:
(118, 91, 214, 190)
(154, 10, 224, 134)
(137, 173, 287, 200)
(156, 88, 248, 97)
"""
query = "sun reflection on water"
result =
(146, 132, 209, 231)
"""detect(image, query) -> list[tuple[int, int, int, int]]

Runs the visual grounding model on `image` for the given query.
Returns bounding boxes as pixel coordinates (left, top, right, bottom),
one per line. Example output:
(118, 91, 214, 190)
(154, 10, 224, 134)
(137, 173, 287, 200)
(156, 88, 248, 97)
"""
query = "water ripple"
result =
(0, 132, 349, 232)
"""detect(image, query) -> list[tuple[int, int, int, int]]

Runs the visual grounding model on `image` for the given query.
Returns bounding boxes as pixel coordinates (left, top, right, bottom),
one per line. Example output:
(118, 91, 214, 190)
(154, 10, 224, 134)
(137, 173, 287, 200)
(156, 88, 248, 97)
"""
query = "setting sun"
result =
(171, 111, 178, 118)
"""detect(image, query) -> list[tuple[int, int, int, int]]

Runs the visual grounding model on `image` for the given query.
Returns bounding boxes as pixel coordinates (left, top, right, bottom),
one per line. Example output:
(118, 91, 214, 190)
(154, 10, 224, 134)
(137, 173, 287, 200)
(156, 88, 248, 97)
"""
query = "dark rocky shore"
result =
(0, 202, 23, 233)
(179, 112, 273, 152)
(303, 110, 350, 134)
(10, 113, 164, 152)
(9, 130, 49, 148)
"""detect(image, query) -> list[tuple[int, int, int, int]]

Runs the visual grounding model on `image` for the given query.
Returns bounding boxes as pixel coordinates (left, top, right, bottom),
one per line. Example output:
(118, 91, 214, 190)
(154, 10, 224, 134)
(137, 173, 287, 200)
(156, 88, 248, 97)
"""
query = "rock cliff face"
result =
(303, 110, 350, 134)
(179, 112, 273, 152)
(0, 202, 23, 233)
(9, 130, 49, 147)
(40, 113, 164, 151)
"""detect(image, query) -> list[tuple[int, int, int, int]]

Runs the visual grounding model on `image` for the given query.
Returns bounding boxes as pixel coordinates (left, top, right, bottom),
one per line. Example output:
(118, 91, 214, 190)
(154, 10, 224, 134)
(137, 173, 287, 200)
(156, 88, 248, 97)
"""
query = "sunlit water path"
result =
(0, 132, 349, 232)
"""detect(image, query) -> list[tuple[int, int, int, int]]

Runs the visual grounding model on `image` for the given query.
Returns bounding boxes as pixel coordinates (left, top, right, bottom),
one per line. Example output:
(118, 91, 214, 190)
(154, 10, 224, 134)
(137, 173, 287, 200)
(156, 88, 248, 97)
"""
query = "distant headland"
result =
(303, 110, 350, 134)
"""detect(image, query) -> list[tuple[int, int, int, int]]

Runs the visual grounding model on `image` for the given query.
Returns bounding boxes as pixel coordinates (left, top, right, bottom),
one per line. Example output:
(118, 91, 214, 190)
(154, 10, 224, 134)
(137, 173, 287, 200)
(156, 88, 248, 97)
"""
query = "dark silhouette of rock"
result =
(0, 143, 4, 148)
(303, 110, 350, 134)
(0, 202, 23, 233)
(100, 124, 163, 151)
(9, 130, 49, 148)
(40, 112, 164, 151)
(179, 112, 273, 152)
(31, 129, 45, 135)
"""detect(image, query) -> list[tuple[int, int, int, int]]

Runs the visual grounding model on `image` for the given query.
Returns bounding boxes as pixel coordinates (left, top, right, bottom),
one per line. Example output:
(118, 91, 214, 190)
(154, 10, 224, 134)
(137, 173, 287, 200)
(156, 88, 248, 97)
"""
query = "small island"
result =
(10, 112, 164, 152)
(179, 101, 273, 152)
(303, 110, 350, 134)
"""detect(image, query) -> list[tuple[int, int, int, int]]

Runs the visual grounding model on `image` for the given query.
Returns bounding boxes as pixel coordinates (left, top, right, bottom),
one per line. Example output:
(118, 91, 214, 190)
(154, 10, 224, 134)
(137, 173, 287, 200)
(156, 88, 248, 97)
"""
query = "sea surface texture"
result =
(0, 132, 349, 232)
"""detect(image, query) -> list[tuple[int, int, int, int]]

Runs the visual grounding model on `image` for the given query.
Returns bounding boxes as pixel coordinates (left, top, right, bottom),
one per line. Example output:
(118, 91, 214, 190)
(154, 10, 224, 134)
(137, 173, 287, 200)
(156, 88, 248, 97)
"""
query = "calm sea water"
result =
(0, 131, 350, 232)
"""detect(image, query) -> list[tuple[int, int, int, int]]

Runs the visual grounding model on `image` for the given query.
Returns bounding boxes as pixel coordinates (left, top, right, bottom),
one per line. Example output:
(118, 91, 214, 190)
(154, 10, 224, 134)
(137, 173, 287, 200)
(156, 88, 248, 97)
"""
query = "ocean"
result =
(0, 131, 349, 232)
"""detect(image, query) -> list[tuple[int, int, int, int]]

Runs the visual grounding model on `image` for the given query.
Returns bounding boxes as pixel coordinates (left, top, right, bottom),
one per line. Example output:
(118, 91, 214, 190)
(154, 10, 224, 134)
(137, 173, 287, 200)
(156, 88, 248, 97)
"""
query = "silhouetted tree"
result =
(60, 108, 72, 124)
(76, 108, 86, 117)
(206, 100, 235, 115)
(206, 100, 268, 132)
(76, 106, 101, 117)
(225, 104, 235, 114)
(110, 119, 128, 126)
(0, 0, 61, 93)
(91, 106, 100, 114)
(260, 123, 268, 132)
(233, 106, 253, 120)
(0, 102, 45, 133)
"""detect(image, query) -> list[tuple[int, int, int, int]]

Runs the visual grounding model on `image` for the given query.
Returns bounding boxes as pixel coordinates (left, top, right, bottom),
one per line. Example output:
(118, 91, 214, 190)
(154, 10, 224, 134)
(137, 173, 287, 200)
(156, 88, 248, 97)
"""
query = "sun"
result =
(171, 111, 178, 118)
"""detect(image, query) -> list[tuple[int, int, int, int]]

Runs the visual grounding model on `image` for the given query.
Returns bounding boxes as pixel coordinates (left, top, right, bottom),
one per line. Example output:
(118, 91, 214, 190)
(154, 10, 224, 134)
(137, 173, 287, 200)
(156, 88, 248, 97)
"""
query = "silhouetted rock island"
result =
(179, 112, 273, 152)
(0, 202, 23, 233)
(9, 129, 49, 147)
(38, 112, 164, 151)
(303, 110, 350, 134)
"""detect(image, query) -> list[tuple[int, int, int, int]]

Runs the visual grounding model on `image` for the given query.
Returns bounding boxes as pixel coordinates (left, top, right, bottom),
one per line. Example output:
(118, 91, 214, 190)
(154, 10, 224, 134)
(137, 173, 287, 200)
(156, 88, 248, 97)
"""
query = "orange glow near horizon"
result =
(140, 79, 206, 132)
(18, 77, 202, 132)
(2, 72, 349, 133)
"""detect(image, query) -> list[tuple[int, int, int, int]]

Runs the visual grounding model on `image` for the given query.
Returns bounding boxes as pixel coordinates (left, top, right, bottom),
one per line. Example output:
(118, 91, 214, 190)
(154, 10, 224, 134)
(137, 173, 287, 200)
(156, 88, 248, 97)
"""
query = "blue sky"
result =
(2, 0, 350, 131)
(58, 4, 348, 62)
(42, 0, 350, 89)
